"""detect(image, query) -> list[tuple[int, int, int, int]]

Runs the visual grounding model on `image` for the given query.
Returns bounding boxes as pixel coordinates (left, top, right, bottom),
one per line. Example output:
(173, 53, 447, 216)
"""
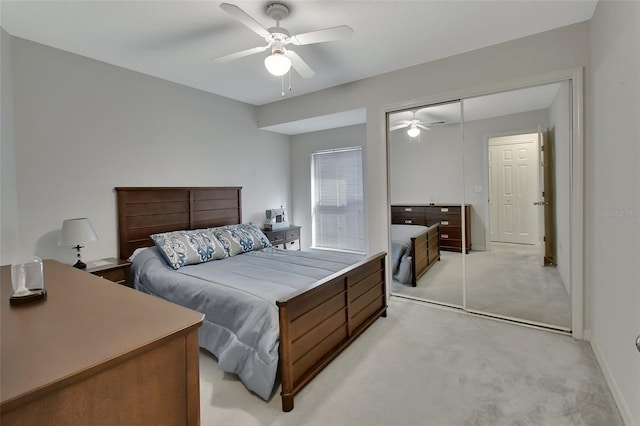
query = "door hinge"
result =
(543, 236, 546, 242)
(541, 145, 545, 152)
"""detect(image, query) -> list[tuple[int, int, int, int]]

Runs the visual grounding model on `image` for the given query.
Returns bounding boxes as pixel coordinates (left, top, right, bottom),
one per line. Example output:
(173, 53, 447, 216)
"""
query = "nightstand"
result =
(262, 225, 301, 250)
(86, 257, 132, 287)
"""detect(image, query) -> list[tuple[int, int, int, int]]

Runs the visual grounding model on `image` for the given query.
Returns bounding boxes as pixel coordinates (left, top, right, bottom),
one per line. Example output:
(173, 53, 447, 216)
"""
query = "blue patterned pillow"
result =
(242, 223, 272, 249)
(150, 229, 227, 269)
(212, 223, 271, 257)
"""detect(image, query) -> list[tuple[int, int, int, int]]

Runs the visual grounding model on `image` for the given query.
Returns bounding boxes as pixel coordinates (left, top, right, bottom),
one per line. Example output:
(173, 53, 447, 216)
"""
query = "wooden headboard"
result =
(115, 187, 242, 260)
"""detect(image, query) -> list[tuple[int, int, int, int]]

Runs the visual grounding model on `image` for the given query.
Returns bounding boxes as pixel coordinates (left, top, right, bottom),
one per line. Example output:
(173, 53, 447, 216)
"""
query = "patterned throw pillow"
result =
(242, 223, 272, 249)
(150, 229, 227, 269)
(212, 223, 271, 257)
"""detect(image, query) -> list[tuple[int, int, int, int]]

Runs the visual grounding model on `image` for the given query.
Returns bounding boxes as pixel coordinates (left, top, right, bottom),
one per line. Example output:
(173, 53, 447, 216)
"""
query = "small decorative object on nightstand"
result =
(262, 225, 301, 250)
(86, 258, 132, 287)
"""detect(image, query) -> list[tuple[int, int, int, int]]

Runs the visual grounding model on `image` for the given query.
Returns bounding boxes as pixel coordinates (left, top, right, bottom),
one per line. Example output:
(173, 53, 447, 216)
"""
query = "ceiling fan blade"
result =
(214, 45, 269, 63)
(390, 123, 410, 131)
(220, 3, 270, 38)
(286, 50, 315, 78)
(291, 25, 354, 46)
(417, 124, 431, 131)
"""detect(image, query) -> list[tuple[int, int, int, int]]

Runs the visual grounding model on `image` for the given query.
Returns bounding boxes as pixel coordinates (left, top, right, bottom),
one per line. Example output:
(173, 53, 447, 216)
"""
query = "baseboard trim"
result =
(589, 335, 637, 426)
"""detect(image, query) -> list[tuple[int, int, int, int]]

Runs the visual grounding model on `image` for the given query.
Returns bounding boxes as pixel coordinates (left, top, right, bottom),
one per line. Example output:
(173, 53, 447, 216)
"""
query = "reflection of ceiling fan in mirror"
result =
(390, 112, 445, 138)
(215, 2, 353, 80)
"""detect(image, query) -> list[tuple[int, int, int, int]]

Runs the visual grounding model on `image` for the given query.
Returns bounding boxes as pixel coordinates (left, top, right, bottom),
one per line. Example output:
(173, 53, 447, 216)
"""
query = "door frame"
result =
(384, 67, 584, 339)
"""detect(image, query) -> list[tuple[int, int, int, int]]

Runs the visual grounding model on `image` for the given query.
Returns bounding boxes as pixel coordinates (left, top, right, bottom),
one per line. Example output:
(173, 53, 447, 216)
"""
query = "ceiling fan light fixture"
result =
(407, 125, 421, 138)
(264, 50, 291, 76)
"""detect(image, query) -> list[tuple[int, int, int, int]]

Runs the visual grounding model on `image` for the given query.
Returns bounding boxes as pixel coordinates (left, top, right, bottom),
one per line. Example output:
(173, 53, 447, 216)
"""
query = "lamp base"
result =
(73, 260, 87, 269)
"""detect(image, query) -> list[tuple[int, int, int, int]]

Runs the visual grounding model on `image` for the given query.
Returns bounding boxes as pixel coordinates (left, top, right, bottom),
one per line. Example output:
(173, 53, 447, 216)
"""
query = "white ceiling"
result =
(1, 1, 597, 107)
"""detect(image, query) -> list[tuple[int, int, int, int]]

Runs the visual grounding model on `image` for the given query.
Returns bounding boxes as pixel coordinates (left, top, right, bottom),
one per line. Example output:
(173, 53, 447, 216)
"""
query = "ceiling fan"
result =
(215, 2, 353, 79)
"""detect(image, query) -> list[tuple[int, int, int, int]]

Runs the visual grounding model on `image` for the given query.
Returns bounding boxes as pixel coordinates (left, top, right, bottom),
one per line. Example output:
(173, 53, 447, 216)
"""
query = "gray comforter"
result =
(131, 246, 363, 400)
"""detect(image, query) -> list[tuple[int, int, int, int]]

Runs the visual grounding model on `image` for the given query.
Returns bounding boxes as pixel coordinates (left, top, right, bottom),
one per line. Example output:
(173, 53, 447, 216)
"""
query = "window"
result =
(311, 147, 364, 253)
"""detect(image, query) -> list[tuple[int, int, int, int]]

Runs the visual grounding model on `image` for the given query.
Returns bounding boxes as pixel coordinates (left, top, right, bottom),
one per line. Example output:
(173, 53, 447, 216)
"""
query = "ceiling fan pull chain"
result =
(288, 70, 292, 92)
(281, 75, 285, 97)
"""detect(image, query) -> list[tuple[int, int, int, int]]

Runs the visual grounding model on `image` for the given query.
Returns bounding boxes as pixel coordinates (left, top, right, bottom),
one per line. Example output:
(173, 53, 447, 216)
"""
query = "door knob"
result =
(636, 335, 640, 352)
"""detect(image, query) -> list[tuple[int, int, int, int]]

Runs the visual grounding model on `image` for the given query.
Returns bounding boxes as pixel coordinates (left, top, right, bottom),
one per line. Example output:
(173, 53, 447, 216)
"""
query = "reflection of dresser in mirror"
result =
(391, 204, 471, 253)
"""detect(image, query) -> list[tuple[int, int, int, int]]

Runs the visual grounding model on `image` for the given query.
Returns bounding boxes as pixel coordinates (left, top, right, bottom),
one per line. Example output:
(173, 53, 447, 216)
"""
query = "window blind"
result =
(311, 147, 364, 253)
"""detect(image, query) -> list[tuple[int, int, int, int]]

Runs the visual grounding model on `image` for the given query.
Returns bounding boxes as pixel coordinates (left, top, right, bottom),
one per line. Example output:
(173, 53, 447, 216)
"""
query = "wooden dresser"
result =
(1, 260, 203, 426)
(391, 204, 471, 253)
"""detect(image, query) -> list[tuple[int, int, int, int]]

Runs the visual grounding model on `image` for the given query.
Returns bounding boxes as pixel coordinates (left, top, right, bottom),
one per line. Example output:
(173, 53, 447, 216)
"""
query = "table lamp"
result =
(60, 218, 98, 269)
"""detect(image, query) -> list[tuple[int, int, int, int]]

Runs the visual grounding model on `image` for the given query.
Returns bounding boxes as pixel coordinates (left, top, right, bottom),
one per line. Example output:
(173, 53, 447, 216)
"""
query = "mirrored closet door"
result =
(388, 80, 574, 332)
(387, 101, 464, 308)
(462, 82, 572, 330)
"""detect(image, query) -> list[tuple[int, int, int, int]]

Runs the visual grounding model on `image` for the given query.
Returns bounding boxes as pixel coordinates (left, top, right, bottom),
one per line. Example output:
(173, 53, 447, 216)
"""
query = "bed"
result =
(391, 224, 440, 286)
(115, 187, 387, 412)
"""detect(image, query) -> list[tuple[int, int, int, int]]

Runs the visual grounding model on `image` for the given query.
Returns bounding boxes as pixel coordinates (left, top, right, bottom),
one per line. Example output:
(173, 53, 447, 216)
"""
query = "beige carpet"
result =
(392, 243, 571, 329)
(199, 298, 621, 425)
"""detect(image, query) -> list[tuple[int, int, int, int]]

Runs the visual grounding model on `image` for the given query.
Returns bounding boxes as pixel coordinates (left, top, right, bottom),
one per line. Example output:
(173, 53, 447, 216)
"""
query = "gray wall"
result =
(1, 28, 19, 265)
(589, 2, 640, 424)
(290, 124, 366, 251)
(389, 121, 464, 206)
(4, 36, 291, 265)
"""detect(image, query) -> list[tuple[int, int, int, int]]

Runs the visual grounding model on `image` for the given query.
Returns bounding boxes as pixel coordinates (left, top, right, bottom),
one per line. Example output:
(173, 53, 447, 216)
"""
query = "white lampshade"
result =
(264, 51, 291, 76)
(407, 125, 421, 138)
(60, 218, 98, 247)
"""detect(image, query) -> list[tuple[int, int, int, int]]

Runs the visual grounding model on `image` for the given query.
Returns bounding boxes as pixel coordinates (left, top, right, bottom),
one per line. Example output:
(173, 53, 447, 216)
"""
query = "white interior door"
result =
(488, 134, 539, 245)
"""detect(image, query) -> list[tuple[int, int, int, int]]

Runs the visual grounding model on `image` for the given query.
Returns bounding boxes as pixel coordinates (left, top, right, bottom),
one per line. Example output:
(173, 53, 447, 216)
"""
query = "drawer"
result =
(440, 239, 463, 249)
(392, 210, 425, 220)
(393, 217, 427, 226)
(425, 206, 462, 214)
(391, 206, 427, 214)
(284, 239, 300, 250)
(427, 215, 462, 226)
(285, 229, 300, 240)
(439, 228, 462, 241)
(95, 268, 126, 283)
(266, 231, 285, 243)
(391, 207, 426, 223)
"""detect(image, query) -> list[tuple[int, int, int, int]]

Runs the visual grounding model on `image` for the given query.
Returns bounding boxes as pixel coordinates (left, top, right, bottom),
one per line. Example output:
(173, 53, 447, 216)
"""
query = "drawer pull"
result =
(404, 208, 412, 212)
(404, 220, 413, 224)
(441, 234, 449, 239)
(440, 208, 449, 212)
(441, 220, 449, 225)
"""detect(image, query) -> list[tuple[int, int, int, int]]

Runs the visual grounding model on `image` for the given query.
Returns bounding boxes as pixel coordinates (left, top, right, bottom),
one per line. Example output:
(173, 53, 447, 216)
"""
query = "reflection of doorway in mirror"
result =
(488, 133, 539, 246)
